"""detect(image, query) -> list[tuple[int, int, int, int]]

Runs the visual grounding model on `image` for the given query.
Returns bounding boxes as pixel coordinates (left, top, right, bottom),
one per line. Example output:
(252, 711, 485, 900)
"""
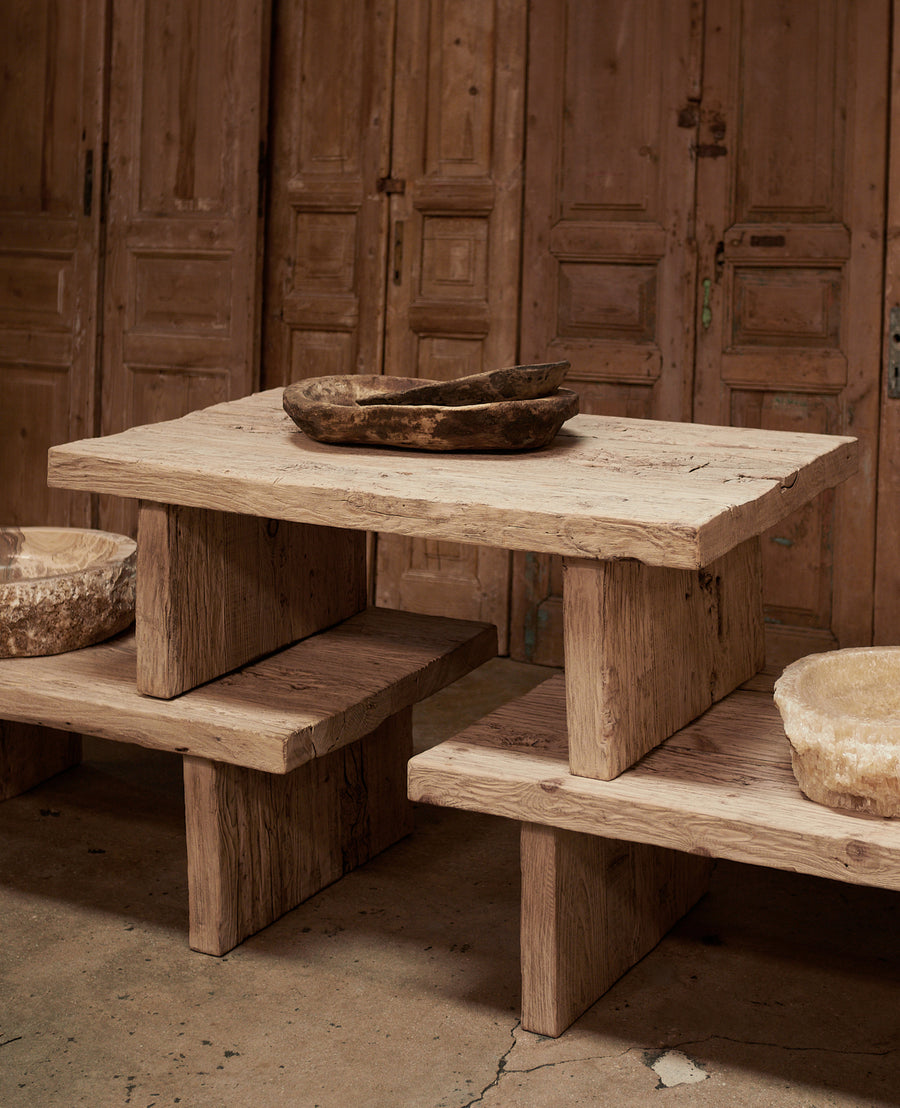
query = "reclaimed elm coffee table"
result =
(42, 388, 865, 1029)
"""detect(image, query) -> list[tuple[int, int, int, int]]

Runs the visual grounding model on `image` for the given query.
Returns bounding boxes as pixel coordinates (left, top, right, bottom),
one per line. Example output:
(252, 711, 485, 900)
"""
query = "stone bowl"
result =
(0, 527, 137, 658)
(282, 375, 579, 452)
(774, 647, 900, 816)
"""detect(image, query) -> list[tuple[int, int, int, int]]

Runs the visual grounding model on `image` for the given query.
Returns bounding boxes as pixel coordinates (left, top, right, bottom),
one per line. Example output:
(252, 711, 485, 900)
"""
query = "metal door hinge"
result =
(889, 307, 900, 398)
(377, 176, 406, 194)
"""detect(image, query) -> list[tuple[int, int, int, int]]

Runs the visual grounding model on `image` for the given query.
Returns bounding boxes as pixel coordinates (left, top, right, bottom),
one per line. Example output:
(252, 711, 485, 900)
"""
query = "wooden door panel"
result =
(0, 0, 106, 527)
(374, 0, 526, 647)
(262, 0, 394, 387)
(694, 0, 888, 666)
(511, 0, 702, 662)
(875, 5, 900, 645)
(100, 0, 268, 534)
(519, 0, 701, 418)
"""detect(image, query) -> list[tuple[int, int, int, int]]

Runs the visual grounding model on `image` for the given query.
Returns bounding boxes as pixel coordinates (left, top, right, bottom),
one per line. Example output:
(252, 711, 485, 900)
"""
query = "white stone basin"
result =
(774, 647, 900, 817)
(0, 527, 136, 658)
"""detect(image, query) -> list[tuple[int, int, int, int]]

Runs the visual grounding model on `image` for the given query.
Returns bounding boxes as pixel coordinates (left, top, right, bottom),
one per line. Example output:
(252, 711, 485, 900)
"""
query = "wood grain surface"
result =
(136, 502, 366, 697)
(408, 675, 900, 891)
(184, 709, 413, 955)
(0, 608, 497, 773)
(563, 537, 764, 778)
(47, 389, 858, 569)
(520, 823, 711, 1036)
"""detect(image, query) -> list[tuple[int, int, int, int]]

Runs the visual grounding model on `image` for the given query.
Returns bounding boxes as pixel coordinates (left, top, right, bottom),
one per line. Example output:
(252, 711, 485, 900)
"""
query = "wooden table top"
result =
(48, 388, 857, 568)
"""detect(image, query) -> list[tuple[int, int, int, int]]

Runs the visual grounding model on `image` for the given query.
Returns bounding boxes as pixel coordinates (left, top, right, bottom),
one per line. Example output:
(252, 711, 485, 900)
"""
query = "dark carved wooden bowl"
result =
(282, 375, 579, 452)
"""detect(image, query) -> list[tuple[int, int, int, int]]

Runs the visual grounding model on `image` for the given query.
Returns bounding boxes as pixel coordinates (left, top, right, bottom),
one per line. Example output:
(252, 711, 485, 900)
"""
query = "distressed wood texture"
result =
(875, 1, 900, 644)
(136, 502, 367, 697)
(408, 675, 900, 892)
(512, 0, 889, 671)
(375, 0, 527, 647)
(48, 390, 858, 572)
(0, 607, 494, 952)
(693, 0, 888, 660)
(0, 0, 107, 528)
(0, 610, 496, 773)
(519, 0, 702, 421)
(262, 0, 394, 386)
(520, 824, 711, 1037)
(563, 537, 764, 779)
(98, 0, 269, 537)
(511, 0, 703, 663)
(0, 721, 82, 801)
(184, 708, 413, 955)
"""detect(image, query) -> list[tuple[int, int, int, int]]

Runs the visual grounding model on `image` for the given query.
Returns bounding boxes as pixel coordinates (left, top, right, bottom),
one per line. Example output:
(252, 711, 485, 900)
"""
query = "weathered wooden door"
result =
(263, 0, 526, 648)
(99, 0, 270, 534)
(262, 0, 395, 386)
(510, 0, 703, 662)
(692, 0, 887, 673)
(0, 0, 107, 527)
(372, 0, 527, 648)
(877, 5, 900, 645)
(514, 0, 889, 671)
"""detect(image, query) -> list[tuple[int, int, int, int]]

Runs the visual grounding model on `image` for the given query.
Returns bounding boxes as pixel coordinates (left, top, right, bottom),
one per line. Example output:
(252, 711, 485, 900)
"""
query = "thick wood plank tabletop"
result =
(48, 388, 857, 567)
(408, 675, 900, 892)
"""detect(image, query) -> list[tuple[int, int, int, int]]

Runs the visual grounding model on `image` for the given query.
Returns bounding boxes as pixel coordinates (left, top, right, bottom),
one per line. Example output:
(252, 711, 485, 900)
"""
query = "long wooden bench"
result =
(0, 607, 496, 955)
(408, 674, 900, 1036)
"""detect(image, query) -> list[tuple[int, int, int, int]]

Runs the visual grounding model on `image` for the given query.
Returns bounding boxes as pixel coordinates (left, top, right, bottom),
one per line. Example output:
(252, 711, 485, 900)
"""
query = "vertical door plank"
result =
(375, 0, 528, 648)
(136, 502, 367, 698)
(0, 0, 106, 527)
(875, 2, 900, 644)
(693, 0, 889, 668)
(261, 0, 395, 388)
(100, 0, 270, 536)
(511, 0, 703, 663)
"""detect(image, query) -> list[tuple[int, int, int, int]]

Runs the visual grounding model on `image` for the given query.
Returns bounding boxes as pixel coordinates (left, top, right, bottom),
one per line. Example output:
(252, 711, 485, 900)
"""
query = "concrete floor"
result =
(1, 657, 899, 1108)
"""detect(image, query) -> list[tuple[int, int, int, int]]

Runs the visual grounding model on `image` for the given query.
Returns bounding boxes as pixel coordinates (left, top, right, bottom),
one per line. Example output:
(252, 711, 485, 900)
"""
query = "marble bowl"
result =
(0, 527, 136, 658)
(774, 647, 900, 816)
(283, 375, 579, 451)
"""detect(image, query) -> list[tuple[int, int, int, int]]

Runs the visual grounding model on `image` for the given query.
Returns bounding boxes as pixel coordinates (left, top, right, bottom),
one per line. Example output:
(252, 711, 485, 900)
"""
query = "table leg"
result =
(0, 721, 82, 801)
(137, 502, 367, 698)
(563, 536, 764, 779)
(183, 707, 414, 956)
(520, 822, 713, 1037)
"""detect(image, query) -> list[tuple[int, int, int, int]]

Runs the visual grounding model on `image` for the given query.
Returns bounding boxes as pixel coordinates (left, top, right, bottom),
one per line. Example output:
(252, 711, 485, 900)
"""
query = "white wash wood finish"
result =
(48, 389, 858, 570)
(408, 676, 900, 892)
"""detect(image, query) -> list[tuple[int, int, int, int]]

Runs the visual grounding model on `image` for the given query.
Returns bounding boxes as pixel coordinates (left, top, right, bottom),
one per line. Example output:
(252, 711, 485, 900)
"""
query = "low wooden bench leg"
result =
(184, 707, 414, 956)
(0, 721, 82, 801)
(520, 823, 713, 1037)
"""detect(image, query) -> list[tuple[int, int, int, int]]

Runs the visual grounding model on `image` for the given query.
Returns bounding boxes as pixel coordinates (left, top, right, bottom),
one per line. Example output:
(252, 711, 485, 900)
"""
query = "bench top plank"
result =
(47, 389, 857, 569)
(0, 608, 497, 773)
(408, 675, 900, 892)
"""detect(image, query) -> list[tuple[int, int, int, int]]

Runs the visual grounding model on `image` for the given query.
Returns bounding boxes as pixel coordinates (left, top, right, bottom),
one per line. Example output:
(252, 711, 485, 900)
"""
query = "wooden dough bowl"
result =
(0, 527, 136, 657)
(774, 646, 900, 816)
(282, 375, 579, 452)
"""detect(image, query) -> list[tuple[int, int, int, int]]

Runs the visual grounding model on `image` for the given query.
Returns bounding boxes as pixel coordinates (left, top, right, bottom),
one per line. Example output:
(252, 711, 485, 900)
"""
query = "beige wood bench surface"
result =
(0, 607, 496, 955)
(409, 674, 900, 1036)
